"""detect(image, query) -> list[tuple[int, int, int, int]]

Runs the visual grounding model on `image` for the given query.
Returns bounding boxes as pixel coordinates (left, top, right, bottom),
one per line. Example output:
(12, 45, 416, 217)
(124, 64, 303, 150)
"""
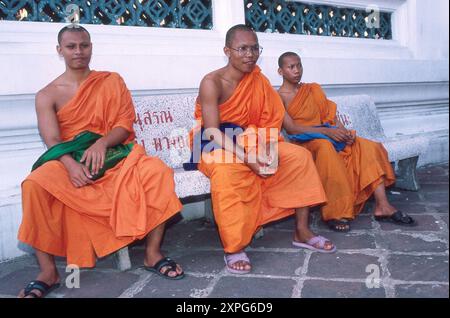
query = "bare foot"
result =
(294, 227, 335, 252)
(18, 271, 60, 298)
(373, 203, 397, 217)
(224, 251, 251, 273)
(144, 252, 183, 278)
(326, 219, 351, 232)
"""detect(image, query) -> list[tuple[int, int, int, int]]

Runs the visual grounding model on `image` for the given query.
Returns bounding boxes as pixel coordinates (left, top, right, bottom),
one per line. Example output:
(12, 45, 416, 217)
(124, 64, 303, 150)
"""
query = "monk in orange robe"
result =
(193, 25, 335, 275)
(277, 52, 416, 232)
(18, 26, 184, 298)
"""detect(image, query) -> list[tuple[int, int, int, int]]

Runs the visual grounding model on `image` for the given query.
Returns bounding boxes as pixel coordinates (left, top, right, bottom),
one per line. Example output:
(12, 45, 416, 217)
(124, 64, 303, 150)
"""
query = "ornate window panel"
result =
(0, 0, 212, 29)
(245, 0, 392, 39)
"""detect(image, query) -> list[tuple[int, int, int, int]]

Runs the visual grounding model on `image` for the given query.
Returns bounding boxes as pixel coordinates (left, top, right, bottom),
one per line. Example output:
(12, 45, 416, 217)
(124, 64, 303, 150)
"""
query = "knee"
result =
(147, 157, 174, 178)
(22, 180, 41, 195)
(315, 139, 335, 150)
(309, 139, 339, 157)
(281, 143, 314, 164)
(159, 160, 174, 177)
(209, 163, 249, 188)
(211, 163, 238, 180)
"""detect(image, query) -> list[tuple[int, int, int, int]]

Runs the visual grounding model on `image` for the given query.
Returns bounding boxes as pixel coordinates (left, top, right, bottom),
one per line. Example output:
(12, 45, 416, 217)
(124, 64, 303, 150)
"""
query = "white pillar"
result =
(212, 0, 246, 37)
(395, 0, 449, 60)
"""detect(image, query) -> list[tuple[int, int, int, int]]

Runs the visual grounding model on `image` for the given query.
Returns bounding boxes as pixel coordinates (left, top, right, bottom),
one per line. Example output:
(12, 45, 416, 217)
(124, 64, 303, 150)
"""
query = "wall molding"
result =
(0, 80, 447, 155)
(288, 0, 406, 12)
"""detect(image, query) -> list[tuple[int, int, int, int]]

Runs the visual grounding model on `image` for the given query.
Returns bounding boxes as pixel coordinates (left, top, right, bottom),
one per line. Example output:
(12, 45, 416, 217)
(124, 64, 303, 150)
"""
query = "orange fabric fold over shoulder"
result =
(286, 83, 395, 221)
(194, 66, 285, 145)
(18, 71, 182, 267)
(287, 83, 337, 127)
(194, 67, 327, 253)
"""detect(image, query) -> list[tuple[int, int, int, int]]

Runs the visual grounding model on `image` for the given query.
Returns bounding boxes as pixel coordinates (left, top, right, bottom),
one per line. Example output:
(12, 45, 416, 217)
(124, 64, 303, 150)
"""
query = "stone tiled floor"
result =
(0, 163, 448, 298)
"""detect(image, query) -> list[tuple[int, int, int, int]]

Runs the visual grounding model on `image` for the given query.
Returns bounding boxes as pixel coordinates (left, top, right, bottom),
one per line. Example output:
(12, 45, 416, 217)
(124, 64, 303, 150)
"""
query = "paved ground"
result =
(0, 163, 448, 298)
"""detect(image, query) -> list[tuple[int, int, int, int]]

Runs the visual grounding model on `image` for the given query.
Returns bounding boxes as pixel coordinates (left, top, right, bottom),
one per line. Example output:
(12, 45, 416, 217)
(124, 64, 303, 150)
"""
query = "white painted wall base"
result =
(0, 203, 26, 262)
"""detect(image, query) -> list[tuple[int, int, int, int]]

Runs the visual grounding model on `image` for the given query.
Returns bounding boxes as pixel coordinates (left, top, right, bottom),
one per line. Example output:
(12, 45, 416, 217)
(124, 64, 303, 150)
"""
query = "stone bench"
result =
(113, 93, 212, 270)
(113, 93, 428, 270)
(332, 95, 428, 190)
(132, 93, 210, 199)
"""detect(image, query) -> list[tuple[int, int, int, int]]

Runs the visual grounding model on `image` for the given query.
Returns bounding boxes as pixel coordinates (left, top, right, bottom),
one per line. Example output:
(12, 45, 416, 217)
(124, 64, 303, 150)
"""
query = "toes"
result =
(236, 261, 251, 271)
(230, 261, 250, 271)
(324, 241, 334, 250)
(230, 262, 241, 270)
(161, 264, 183, 277)
(24, 289, 42, 298)
(160, 265, 174, 277)
(313, 241, 334, 251)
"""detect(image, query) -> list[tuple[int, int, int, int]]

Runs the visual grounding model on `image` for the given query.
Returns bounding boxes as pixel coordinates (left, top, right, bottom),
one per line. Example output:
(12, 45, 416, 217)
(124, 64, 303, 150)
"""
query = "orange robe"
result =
(286, 83, 395, 221)
(194, 67, 326, 253)
(18, 71, 182, 267)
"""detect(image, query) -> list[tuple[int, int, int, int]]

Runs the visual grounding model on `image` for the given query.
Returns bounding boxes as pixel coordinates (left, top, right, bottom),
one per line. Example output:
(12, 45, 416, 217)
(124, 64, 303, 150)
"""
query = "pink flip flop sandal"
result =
(224, 251, 251, 274)
(292, 235, 337, 253)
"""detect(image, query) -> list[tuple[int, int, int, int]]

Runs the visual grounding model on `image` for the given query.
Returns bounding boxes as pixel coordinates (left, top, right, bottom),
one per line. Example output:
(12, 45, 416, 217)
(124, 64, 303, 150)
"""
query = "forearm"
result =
(40, 133, 63, 149)
(286, 124, 326, 135)
(219, 132, 247, 162)
(334, 117, 348, 130)
(58, 154, 77, 166)
(204, 128, 246, 162)
(336, 121, 346, 130)
(98, 127, 131, 148)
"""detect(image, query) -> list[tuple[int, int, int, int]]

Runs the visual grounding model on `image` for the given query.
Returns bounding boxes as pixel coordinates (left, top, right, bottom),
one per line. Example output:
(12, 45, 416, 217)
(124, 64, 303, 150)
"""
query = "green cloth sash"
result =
(32, 131, 134, 180)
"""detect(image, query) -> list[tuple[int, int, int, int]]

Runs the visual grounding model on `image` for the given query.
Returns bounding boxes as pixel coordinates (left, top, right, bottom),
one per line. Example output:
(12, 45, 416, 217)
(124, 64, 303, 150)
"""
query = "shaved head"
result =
(278, 52, 300, 68)
(57, 25, 91, 45)
(225, 24, 255, 47)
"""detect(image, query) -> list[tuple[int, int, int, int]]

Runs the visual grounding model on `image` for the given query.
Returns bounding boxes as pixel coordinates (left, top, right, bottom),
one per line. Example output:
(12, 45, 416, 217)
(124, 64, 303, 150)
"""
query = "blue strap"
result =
(183, 122, 243, 171)
(288, 124, 346, 152)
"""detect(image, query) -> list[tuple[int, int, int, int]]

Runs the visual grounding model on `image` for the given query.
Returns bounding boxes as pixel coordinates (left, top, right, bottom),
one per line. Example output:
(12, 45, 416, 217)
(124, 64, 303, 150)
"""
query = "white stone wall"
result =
(0, 0, 448, 262)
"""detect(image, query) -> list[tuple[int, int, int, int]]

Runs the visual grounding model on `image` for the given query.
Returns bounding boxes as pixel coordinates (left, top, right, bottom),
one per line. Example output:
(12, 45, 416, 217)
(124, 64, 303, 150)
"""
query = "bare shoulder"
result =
(35, 77, 63, 111)
(200, 70, 222, 89)
(199, 70, 222, 98)
(277, 89, 292, 108)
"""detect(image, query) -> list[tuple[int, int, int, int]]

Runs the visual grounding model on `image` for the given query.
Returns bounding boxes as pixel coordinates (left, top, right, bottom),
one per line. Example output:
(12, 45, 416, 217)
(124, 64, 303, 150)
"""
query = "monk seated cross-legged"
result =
(17, 25, 185, 298)
(277, 52, 416, 233)
(190, 25, 336, 275)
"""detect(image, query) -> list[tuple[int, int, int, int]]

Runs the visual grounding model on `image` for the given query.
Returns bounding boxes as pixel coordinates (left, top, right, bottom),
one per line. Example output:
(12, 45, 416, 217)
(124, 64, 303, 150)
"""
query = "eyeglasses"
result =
(228, 45, 263, 56)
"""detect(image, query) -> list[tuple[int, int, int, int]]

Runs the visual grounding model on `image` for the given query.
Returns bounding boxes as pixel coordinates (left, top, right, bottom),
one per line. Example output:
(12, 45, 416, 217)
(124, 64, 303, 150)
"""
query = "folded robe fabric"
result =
(32, 130, 134, 180)
(18, 71, 182, 267)
(286, 82, 395, 221)
(287, 123, 346, 152)
(190, 66, 327, 253)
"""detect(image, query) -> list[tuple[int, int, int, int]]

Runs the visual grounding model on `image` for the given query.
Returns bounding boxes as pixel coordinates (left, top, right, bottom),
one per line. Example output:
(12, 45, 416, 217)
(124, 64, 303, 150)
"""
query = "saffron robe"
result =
(286, 83, 395, 221)
(194, 67, 326, 253)
(18, 71, 182, 267)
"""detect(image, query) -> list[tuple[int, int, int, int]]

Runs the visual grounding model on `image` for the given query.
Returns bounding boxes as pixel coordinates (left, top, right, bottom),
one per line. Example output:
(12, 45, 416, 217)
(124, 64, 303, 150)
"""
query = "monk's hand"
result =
(80, 138, 107, 176)
(346, 130, 356, 145)
(260, 142, 278, 176)
(246, 161, 270, 178)
(62, 158, 94, 188)
(247, 154, 276, 178)
(323, 127, 350, 143)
